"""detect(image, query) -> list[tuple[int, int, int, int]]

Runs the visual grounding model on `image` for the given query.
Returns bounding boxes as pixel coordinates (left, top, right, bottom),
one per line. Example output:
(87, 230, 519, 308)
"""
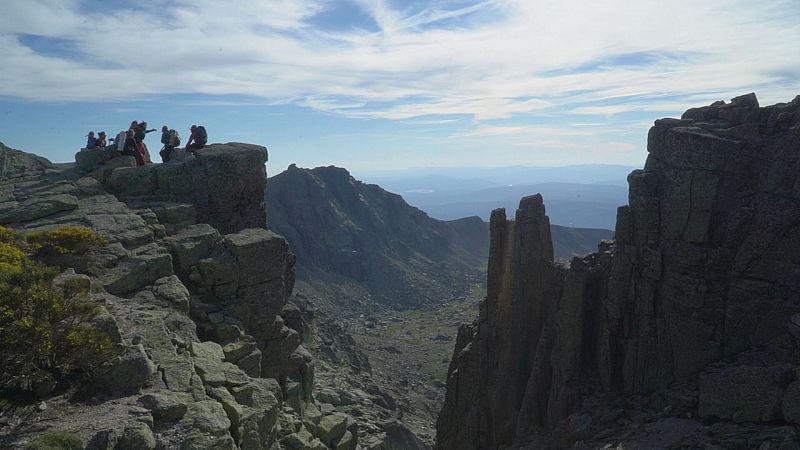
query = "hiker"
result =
(159, 125, 181, 162)
(120, 129, 144, 165)
(108, 131, 126, 151)
(185, 125, 207, 153)
(96, 131, 107, 149)
(134, 121, 156, 164)
(86, 131, 97, 149)
(134, 121, 156, 142)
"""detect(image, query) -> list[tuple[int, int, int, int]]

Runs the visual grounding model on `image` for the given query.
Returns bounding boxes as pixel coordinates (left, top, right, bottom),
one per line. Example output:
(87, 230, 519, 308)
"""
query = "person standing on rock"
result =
(185, 124, 207, 154)
(134, 121, 156, 164)
(121, 129, 144, 166)
(159, 125, 180, 162)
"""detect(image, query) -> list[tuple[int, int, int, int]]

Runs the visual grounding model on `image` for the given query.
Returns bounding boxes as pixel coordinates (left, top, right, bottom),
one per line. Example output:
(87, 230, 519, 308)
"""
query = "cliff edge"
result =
(437, 94, 800, 449)
(0, 143, 359, 450)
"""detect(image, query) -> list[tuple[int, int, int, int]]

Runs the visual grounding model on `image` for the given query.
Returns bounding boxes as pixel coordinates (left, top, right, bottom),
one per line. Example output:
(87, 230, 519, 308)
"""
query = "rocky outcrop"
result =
(0, 144, 357, 450)
(93, 143, 268, 234)
(437, 94, 800, 449)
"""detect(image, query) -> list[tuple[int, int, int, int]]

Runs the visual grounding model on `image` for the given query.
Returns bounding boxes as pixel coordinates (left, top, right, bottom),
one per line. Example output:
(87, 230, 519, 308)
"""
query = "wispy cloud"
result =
(0, 0, 798, 124)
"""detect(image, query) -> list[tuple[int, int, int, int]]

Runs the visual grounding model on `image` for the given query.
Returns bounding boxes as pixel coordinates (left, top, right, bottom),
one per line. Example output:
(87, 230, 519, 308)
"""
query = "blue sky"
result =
(0, 0, 798, 174)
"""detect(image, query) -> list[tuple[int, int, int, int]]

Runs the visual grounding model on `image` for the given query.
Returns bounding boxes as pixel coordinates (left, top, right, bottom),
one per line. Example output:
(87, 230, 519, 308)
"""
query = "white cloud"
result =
(0, 0, 798, 123)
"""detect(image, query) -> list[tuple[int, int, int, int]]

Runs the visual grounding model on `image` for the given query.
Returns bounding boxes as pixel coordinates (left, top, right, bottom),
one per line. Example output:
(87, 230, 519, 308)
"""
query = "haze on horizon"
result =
(0, 0, 798, 172)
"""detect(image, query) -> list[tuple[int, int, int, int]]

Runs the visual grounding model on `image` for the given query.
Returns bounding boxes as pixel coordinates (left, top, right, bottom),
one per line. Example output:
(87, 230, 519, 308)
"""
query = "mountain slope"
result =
(267, 164, 489, 308)
(550, 224, 613, 260)
(267, 165, 615, 308)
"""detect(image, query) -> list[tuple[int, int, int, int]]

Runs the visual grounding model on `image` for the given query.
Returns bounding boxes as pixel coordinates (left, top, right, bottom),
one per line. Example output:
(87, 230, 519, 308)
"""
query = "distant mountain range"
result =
(266, 165, 613, 307)
(358, 164, 633, 229)
(358, 164, 636, 187)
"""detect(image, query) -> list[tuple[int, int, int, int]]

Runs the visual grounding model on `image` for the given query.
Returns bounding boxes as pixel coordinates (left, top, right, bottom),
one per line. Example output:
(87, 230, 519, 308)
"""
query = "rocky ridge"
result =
(0, 143, 362, 449)
(437, 94, 800, 449)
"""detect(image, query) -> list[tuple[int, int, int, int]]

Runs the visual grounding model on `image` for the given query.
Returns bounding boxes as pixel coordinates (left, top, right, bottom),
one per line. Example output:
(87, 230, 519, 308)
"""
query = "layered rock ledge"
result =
(437, 94, 800, 449)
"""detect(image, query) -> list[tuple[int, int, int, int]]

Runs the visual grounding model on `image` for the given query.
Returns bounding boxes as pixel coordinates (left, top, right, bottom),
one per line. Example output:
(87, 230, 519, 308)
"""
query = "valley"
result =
(266, 164, 618, 445)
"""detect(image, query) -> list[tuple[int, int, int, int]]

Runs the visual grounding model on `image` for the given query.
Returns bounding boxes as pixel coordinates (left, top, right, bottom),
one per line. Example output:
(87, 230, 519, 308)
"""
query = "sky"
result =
(0, 0, 798, 174)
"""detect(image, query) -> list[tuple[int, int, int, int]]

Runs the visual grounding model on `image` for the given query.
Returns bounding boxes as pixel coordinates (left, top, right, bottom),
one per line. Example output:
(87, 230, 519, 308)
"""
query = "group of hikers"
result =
(85, 122, 208, 166)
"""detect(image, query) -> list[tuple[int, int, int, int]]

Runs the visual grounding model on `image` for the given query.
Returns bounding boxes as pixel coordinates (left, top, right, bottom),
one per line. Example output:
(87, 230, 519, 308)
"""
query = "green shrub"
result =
(25, 430, 83, 450)
(0, 240, 25, 270)
(0, 225, 114, 392)
(25, 226, 107, 257)
(0, 225, 16, 243)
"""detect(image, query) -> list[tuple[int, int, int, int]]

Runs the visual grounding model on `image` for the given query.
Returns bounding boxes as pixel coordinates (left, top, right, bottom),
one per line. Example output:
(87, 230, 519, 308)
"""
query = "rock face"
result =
(437, 94, 800, 449)
(103, 143, 268, 234)
(0, 144, 357, 450)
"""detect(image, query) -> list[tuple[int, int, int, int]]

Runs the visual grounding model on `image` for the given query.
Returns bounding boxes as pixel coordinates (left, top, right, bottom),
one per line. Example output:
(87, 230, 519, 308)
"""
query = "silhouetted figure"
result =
(86, 131, 97, 149)
(121, 129, 144, 166)
(134, 121, 156, 164)
(96, 131, 107, 149)
(185, 125, 207, 153)
(159, 125, 180, 162)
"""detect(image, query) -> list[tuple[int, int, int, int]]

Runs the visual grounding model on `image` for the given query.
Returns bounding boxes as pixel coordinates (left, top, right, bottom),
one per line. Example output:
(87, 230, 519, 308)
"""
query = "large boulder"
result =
(101, 253, 173, 295)
(116, 421, 156, 450)
(224, 228, 289, 285)
(376, 420, 427, 450)
(89, 155, 137, 182)
(316, 413, 349, 448)
(139, 392, 191, 422)
(94, 344, 157, 394)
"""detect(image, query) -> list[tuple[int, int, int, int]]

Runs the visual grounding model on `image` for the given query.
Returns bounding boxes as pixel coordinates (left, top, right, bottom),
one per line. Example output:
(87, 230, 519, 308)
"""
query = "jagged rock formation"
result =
(0, 143, 356, 450)
(437, 94, 800, 449)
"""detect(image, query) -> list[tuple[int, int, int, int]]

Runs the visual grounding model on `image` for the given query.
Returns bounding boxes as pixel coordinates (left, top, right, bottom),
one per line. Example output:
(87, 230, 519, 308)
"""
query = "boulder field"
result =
(436, 94, 800, 449)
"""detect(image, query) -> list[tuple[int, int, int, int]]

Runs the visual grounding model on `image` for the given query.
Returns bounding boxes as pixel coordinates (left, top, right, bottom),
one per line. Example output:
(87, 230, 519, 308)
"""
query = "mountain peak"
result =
(267, 166, 488, 308)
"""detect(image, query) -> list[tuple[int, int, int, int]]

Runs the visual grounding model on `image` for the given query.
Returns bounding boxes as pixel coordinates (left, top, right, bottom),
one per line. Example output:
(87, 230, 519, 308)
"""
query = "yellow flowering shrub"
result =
(0, 225, 16, 243)
(0, 225, 114, 392)
(25, 225, 107, 257)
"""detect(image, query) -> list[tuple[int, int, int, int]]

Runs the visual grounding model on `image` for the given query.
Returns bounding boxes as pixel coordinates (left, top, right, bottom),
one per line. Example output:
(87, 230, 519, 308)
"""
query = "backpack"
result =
(115, 131, 127, 150)
(197, 126, 207, 142)
(169, 129, 181, 147)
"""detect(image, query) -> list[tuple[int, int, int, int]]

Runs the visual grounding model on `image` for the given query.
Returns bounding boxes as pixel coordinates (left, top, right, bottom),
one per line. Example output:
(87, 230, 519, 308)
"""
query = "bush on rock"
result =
(0, 225, 114, 394)
(24, 430, 83, 450)
(25, 225, 107, 258)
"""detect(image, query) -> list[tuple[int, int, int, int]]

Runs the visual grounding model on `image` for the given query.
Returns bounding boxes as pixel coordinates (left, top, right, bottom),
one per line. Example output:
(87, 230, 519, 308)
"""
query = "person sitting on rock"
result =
(96, 131, 107, 149)
(121, 129, 144, 166)
(159, 125, 180, 162)
(85, 131, 97, 149)
(185, 125, 207, 153)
